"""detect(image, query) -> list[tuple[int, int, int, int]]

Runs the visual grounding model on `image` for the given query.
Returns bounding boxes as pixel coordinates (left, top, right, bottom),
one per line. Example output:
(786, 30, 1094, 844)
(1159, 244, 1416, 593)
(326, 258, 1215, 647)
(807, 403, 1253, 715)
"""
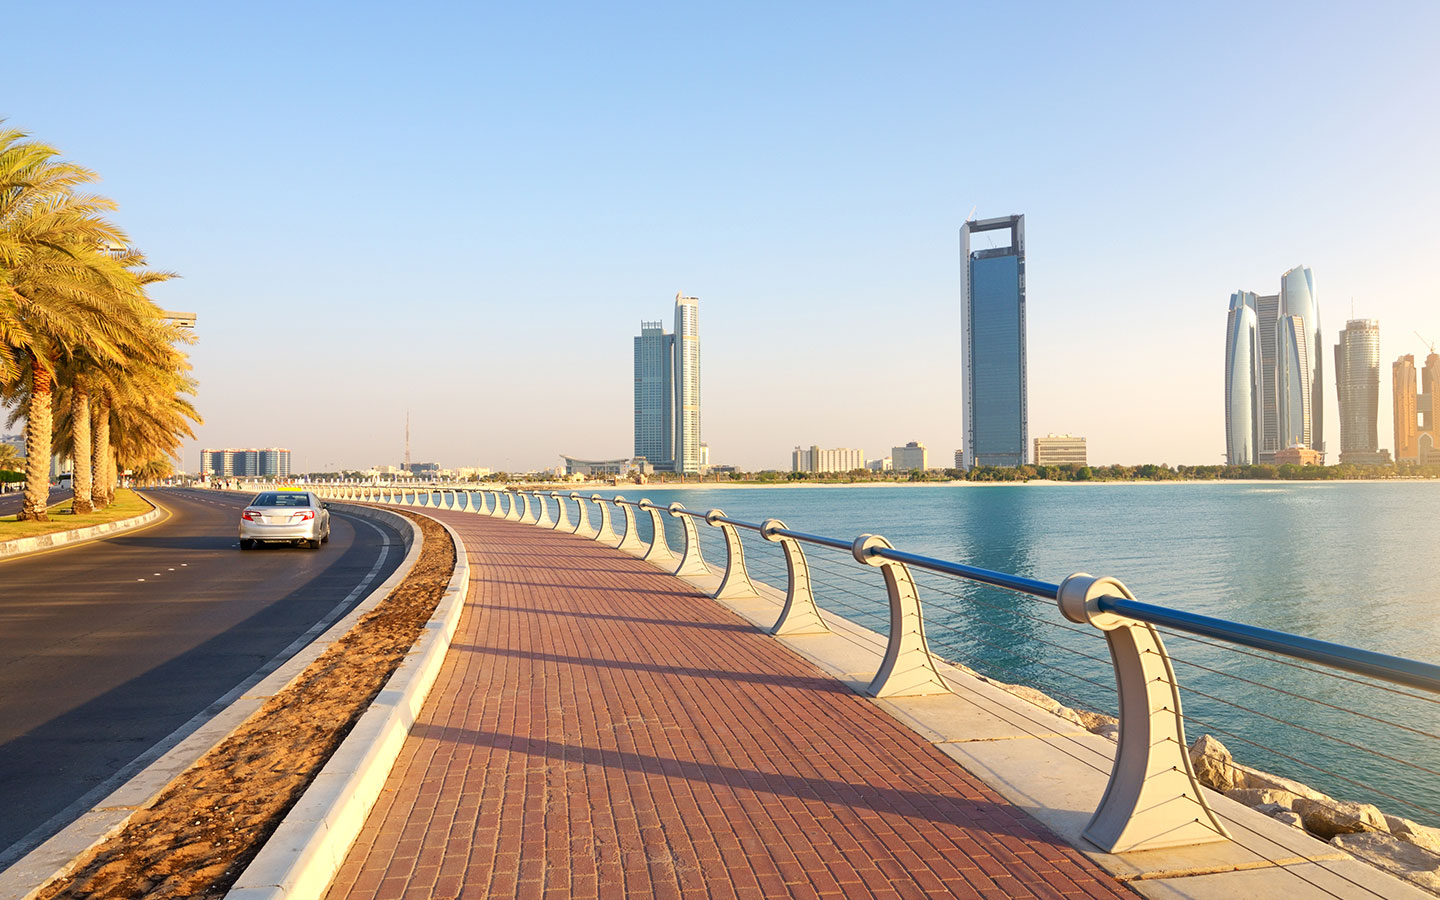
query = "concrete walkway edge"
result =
(228, 513, 471, 900)
(0, 503, 421, 900)
(0, 492, 166, 561)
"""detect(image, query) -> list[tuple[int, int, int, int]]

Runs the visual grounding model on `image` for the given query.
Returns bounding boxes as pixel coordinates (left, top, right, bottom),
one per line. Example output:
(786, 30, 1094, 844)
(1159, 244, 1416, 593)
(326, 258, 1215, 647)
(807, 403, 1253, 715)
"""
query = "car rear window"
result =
(251, 492, 313, 507)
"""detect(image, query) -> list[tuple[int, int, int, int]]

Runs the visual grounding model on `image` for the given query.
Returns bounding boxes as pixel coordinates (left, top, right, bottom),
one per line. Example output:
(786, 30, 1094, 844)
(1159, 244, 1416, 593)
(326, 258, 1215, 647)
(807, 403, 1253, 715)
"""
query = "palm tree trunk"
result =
(19, 361, 53, 522)
(92, 394, 111, 509)
(71, 384, 94, 514)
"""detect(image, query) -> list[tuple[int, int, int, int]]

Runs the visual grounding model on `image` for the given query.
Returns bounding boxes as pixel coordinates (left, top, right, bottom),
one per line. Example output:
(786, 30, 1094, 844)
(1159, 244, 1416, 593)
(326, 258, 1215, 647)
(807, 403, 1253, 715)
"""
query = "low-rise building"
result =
(792, 445, 865, 474)
(1033, 434, 1087, 466)
(954, 449, 964, 470)
(891, 441, 928, 472)
(1274, 446, 1324, 466)
(561, 456, 642, 477)
(866, 457, 892, 472)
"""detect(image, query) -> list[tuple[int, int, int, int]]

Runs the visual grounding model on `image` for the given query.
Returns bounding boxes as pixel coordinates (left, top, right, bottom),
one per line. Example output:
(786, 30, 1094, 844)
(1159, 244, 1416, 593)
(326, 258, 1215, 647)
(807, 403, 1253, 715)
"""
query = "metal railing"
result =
(276, 483, 1440, 855)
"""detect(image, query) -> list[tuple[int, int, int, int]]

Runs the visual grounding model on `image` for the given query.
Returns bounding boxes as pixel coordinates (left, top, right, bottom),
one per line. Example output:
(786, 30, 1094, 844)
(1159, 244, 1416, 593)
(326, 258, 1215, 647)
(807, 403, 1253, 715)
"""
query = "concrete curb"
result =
(0, 492, 165, 561)
(227, 511, 471, 900)
(0, 502, 422, 900)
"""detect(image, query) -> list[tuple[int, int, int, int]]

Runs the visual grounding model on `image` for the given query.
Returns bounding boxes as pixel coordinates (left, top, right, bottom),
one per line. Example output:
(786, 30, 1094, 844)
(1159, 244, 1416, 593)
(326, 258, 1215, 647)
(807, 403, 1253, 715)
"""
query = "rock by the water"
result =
(1385, 815, 1440, 856)
(1333, 831, 1440, 893)
(1292, 797, 1389, 839)
(1231, 763, 1332, 801)
(1188, 734, 1239, 792)
(1226, 788, 1300, 810)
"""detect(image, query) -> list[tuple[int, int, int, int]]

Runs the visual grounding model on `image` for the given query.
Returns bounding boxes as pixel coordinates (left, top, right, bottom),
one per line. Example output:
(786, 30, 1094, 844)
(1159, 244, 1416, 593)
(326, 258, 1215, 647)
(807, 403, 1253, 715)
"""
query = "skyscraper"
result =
(1224, 292, 1261, 465)
(634, 321, 674, 468)
(1254, 292, 1281, 462)
(961, 214, 1027, 469)
(1225, 266, 1323, 464)
(1334, 320, 1383, 463)
(673, 294, 701, 475)
(1276, 266, 1323, 456)
(632, 294, 701, 473)
(1395, 355, 1419, 463)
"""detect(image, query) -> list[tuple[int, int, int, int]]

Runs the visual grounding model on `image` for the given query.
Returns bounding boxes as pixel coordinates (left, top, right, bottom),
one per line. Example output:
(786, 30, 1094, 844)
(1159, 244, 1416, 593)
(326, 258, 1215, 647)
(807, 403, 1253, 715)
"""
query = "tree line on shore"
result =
(0, 124, 199, 520)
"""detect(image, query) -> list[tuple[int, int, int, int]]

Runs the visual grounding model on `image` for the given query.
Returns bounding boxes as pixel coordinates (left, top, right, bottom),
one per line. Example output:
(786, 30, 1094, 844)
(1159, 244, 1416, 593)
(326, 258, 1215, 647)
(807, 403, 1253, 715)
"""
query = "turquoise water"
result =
(547, 482, 1440, 826)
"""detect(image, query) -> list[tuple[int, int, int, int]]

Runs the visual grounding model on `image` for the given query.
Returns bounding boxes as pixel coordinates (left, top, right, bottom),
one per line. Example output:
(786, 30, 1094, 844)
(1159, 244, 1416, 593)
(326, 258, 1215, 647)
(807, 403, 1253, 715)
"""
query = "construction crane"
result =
(1416, 331, 1436, 355)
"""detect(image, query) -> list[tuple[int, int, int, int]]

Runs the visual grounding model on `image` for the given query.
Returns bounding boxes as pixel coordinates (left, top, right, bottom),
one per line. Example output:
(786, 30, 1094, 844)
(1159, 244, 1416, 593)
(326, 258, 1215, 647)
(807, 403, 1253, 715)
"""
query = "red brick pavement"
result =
(324, 512, 1134, 900)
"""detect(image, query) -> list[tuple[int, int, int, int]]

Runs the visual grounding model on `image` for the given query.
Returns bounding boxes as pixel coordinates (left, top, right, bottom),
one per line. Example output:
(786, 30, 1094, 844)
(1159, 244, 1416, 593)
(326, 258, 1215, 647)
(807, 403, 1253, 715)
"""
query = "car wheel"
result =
(240, 539, 254, 551)
(309, 538, 322, 550)
(321, 527, 329, 544)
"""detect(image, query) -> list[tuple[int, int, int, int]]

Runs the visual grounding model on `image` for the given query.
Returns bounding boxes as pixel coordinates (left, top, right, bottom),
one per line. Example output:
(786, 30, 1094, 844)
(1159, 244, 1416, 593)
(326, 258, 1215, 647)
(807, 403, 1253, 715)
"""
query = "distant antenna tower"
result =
(405, 410, 411, 468)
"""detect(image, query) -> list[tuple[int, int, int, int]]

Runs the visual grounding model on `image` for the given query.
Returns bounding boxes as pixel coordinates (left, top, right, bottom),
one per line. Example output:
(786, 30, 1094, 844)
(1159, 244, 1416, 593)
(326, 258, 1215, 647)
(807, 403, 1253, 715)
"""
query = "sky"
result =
(6, 2, 1439, 472)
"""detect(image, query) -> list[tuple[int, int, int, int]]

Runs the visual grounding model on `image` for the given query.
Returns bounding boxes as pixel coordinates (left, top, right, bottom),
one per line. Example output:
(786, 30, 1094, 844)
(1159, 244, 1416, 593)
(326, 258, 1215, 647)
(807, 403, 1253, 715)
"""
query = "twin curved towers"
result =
(1225, 266, 1323, 465)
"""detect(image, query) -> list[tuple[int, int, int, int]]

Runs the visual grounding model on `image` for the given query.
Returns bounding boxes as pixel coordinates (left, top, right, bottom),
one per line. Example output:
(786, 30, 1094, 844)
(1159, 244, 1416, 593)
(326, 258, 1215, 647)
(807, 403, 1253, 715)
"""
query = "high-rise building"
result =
(634, 321, 673, 468)
(961, 214, 1027, 468)
(632, 293, 701, 473)
(791, 446, 865, 474)
(1033, 434, 1087, 466)
(1254, 293, 1281, 462)
(1277, 266, 1323, 457)
(1395, 355, 1419, 462)
(201, 448, 290, 478)
(1224, 267, 1322, 463)
(1334, 320, 1384, 464)
(673, 294, 701, 475)
(1224, 292, 1261, 465)
(892, 441, 928, 472)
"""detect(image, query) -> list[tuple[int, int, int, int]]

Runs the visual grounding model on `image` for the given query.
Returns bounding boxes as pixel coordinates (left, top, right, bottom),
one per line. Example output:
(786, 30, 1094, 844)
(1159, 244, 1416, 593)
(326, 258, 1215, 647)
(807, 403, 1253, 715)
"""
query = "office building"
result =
(1334, 320, 1384, 464)
(201, 448, 291, 478)
(634, 321, 673, 468)
(1034, 434, 1087, 466)
(792, 446, 865, 474)
(632, 293, 701, 474)
(1224, 267, 1322, 463)
(892, 441, 928, 472)
(1224, 292, 1261, 465)
(1396, 352, 1440, 463)
(961, 214, 1027, 468)
(1276, 266, 1323, 457)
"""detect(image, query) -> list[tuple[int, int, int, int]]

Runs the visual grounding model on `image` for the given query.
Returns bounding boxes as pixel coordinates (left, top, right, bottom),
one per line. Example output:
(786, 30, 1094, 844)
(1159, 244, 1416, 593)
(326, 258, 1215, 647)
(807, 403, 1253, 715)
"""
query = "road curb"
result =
(227, 510, 471, 900)
(0, 502, 422, 900)
(0, 492, 165, 561)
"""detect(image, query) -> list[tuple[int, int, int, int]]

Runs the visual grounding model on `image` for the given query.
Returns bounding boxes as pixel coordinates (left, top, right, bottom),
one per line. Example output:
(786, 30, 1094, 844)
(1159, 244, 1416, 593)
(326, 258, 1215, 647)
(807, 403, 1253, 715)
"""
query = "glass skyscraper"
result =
(632, 294, 701, 473)
(961, 215, 1027, 469)
(1277, 266, 1323, 455)
(1224, 292, 1260, 464)
(1334, 319, 1382, 462)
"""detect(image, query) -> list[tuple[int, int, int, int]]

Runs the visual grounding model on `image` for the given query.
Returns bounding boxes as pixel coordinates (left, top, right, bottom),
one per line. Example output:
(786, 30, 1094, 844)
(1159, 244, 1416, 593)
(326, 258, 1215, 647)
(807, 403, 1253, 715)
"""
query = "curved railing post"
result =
(612, 497, 643, 553)
(519, 492, 538, 525)
(551, 491, 572, 531)
(853, 534, 948, 698)
(534, 491, 554, 527)
(706, 510, 760, 601)
(668, 503, 709, 577)
(593, 494, 618, 544)
(1057, 574, 1231, 853)
(639, 499, 677, 565)
(761, 519, 829, 634)
(571, 492, 596, 538)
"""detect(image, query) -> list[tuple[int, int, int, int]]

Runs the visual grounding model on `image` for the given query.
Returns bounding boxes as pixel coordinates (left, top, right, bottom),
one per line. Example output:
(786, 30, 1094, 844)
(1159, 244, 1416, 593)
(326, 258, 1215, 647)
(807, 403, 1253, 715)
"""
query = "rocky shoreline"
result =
(951, 661, 1440, 895)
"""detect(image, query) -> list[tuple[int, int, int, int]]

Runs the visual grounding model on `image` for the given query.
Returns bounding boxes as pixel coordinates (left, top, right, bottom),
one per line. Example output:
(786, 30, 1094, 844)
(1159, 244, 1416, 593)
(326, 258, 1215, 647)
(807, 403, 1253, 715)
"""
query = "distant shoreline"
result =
(567, 477, 1440, 490)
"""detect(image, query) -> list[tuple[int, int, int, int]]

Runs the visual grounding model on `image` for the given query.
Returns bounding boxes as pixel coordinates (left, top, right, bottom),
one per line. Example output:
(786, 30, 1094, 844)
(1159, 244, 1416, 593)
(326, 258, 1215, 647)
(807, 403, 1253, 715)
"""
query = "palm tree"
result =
(0, 440, 20, 472)
(0, 126, 171, 521)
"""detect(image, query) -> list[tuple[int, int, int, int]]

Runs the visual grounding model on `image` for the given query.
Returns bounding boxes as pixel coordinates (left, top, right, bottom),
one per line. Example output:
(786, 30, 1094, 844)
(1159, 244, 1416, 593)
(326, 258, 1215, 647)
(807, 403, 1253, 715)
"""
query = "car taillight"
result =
(294, 510, 315, 521)
(242, 510, 260, 521)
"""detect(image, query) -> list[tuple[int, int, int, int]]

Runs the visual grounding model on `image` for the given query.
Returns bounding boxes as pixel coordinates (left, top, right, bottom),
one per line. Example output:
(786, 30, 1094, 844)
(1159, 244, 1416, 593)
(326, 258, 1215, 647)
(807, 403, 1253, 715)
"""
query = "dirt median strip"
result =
(34, 511, 455, 900)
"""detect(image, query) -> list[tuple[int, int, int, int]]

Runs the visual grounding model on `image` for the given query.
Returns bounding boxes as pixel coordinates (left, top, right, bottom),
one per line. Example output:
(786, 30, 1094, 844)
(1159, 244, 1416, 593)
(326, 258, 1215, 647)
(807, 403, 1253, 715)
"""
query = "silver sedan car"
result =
(239, 490, 331, 550)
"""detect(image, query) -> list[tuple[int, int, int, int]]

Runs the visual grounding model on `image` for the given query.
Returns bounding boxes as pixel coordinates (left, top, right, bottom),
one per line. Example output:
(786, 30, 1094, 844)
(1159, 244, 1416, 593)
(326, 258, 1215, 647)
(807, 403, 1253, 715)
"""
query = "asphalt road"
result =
(0, 488, 406, 868)
(0, 488, 74, 518)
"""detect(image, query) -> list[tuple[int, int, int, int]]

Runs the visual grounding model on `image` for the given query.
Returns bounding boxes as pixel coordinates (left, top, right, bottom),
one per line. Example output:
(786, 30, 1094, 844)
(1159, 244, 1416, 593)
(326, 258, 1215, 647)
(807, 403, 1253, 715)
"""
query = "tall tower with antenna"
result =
(405, 410, 411, 471)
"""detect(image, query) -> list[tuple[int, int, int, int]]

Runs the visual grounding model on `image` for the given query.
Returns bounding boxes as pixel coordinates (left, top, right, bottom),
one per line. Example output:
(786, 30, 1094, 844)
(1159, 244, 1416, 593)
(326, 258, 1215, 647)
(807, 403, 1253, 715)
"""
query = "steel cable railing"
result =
(349, 486, 1440, 855)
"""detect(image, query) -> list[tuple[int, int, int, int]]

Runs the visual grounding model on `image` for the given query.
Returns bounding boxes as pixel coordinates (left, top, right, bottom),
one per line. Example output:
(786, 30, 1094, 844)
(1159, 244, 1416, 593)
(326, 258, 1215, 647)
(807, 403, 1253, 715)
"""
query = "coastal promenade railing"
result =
(253, 482, 1440, 856)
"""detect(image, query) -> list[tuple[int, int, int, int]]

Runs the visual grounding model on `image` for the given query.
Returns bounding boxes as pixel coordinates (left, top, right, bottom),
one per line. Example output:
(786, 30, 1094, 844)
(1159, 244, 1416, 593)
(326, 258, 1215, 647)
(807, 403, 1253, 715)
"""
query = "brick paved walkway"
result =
(325, 513, 1134, 900)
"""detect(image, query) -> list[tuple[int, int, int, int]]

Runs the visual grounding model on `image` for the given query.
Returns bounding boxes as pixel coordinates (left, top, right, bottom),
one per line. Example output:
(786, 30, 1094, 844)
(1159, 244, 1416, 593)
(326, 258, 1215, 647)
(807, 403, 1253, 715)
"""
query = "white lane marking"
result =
(0, 510, 400, 870)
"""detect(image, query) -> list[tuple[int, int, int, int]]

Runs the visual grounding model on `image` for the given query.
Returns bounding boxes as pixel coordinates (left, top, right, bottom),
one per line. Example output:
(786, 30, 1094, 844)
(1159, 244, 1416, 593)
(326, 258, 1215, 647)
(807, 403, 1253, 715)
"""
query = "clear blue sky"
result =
(7, 2, 1438, 471)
